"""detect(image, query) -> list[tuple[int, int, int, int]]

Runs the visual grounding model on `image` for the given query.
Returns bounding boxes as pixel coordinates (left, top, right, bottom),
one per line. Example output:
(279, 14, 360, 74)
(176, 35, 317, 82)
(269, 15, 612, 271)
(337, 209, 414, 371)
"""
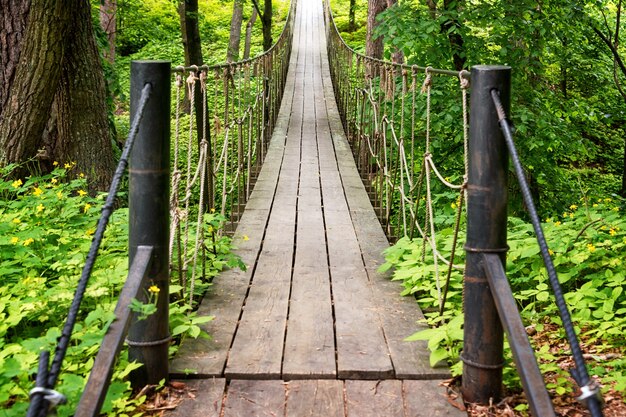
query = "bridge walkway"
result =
(166, 1, 464, 415)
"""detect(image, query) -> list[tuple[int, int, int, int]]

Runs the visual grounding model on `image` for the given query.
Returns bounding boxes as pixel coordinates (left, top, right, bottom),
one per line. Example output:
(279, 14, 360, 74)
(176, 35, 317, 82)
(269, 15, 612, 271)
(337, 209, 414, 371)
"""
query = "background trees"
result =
(349, 0, 626, 214)
(0, 0, 115, 189)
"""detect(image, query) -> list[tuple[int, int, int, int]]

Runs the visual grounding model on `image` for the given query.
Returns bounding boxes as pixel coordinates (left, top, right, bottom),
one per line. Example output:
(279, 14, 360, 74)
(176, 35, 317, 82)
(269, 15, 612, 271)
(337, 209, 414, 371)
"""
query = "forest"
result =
(0, 0, 625, 415)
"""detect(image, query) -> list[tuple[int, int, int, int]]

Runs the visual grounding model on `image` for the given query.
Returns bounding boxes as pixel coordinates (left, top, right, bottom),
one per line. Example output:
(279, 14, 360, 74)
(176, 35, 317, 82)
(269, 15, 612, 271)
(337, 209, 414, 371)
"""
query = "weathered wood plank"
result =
(163, 379, 226, 417)
(285, 380, 345, 417)
(345, 380, 405, 417)
(223, 380, 286, 417)
(403, 380, 466, 416)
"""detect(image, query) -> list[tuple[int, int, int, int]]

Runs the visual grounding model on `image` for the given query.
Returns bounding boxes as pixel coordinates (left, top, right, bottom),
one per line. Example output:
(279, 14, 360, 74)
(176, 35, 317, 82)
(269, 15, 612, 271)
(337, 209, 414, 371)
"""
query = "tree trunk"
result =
(0, 0, 70, 166)
(386, 0, 404, 64)
(244, 8, 258, 60)
(0, 0, 115, 189)
(349, 0, 356, 31)
(262, 0, 273, 51)
(179, 0, 203, 66)
(227, 0, 244, 62)
(0, 0, 30, 113)
(366, 0, 386, 60)
(49, 0, 115, 189)
(99, 0, 116, 64)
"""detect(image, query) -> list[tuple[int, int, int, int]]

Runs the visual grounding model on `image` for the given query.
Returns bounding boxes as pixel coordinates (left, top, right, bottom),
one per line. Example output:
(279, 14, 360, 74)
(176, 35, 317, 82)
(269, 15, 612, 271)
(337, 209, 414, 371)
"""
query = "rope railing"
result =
(324, 2, 604, 416)
(323, 0, 469, 315)
(26, 83, 154, 417)
(169, 0, 296, 308)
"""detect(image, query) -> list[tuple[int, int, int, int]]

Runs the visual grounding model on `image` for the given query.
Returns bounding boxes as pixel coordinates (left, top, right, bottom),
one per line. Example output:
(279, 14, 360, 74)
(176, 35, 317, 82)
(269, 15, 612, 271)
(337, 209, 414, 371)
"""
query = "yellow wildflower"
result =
(64, 163, 72, 169)
(78, 190, 87, 197)
(546, 218, 552, 223)
(57, 191, 63, 199)
(210, 207, 216, 213)
(86, 228, 95, 236)
(33, 187, 43, 196)
(570, 204, 578, 210)
(51, 178, 58, 184)
(53, 161, 59, 166)
(12, 218, 20, 224)
(569, 213, 574, 219)
(587, 243, 596, 253)
(548, 249, 554, 256)
(83, 203, 92, 213)
(36, 204, 44, 213)
(208, 226, 214, 233)
(613, 207, 620, 212)
(592, 204, 598, 208)
(10, 237, 19, 244)
(79, 173, 85, 178)
(11, 179, 22, 188)
(555, 221, 562, 226)
(243, 235, 249, 241)
(610, 228, 617, 236)
(605, 198, 613, 203)
(23, 238, 34, 246)
(148, 285, 160, 294)
(451, 202, 457, 209)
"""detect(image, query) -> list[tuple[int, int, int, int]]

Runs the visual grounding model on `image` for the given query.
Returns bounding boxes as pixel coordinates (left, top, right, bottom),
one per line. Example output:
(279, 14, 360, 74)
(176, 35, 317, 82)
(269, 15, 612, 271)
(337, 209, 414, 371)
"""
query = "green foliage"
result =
(0, 163, 242, 415)
(382, 197, 626, 397)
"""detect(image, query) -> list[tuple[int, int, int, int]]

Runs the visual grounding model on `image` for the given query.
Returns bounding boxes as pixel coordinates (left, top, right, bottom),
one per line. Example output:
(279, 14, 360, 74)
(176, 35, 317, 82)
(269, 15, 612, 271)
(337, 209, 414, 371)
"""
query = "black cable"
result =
(491, 89, 604, 417)
(26, 83, 153, 417)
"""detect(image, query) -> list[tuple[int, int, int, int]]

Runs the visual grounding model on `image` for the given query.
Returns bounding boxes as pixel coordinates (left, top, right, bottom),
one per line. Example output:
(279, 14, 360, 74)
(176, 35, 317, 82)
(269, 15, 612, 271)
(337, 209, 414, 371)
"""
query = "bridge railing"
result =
(324, 1, 604, 416)
(26, 0, 297, 414)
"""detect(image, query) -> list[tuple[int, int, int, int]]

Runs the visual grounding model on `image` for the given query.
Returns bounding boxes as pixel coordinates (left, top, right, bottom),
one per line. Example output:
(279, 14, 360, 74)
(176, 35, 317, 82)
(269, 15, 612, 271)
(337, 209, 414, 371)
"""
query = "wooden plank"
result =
(223, 380, 286, 417)
(163, 379, 226, 417)
(285, 380, 344, 417)
(403, 380, 466, 416)
(345, 380, 405, 417)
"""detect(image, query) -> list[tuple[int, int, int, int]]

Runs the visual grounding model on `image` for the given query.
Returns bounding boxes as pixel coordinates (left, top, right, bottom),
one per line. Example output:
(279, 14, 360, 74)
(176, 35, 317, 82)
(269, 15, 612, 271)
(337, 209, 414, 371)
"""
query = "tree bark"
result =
(0, 0, 70, 166)
(49, 0, 115, 189)
(227, 0, 244, 62)
(244, 8, 258, 60)
(262, 0, 273, 51)
(179, 0, 203, 66)
(366, 0, 386, 60)
(0, 0, 115, 189)
(99, 0, 116, 64)
(0, 0, 30, 113)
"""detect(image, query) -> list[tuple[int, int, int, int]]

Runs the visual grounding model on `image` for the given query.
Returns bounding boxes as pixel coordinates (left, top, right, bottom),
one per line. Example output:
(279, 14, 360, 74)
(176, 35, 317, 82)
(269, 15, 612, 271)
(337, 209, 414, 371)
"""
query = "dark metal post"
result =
(128, 60, 171, 388)
(462, 65, 511, 403)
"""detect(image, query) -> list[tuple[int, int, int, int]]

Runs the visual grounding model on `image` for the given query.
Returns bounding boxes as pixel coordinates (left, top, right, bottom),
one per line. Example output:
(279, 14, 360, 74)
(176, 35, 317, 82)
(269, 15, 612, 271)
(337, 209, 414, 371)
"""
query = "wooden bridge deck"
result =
(167, 0, 464, 415)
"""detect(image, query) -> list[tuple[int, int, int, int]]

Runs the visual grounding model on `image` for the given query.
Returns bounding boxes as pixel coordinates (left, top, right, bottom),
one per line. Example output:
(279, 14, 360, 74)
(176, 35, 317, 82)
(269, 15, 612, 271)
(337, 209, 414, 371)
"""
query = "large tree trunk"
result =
(49, 0, 115, 188)
(0, 0, 115, 189)
(99, 0, 116, 64)
(227, 0, 244, 62)
(243, 8, 258, 60)
(349, 0, 356, 31)
(0, 0, 30, 112)
(366, 0, 386, 60)
(0, 0, 70, 166)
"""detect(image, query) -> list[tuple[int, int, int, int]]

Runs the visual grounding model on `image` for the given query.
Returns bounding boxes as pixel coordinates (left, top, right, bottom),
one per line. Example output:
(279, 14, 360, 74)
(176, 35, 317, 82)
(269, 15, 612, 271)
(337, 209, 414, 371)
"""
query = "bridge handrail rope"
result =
(491, 90, 604, 417)
(323, 0, 469, 314)
(324, 1, 604, 416)
(168, 0, 296, 308)
(26, 84, 154, 417)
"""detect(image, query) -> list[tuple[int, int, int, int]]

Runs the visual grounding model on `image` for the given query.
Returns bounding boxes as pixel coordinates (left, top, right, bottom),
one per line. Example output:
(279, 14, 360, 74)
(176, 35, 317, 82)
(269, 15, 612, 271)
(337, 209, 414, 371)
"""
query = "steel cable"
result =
(491, 89, 604, 417)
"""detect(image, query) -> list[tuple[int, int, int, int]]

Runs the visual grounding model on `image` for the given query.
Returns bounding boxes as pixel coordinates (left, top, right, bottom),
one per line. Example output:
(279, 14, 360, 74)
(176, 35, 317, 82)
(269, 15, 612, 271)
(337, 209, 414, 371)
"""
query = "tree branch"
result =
(250, 0, 263, 20)
(591, 26, 626, 79)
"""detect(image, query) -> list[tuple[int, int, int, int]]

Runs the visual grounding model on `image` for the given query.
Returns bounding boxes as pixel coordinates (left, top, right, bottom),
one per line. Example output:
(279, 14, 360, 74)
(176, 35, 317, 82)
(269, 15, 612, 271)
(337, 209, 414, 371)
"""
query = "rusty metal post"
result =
(128, 60, 171, 388)
(462, 65, 511, 403)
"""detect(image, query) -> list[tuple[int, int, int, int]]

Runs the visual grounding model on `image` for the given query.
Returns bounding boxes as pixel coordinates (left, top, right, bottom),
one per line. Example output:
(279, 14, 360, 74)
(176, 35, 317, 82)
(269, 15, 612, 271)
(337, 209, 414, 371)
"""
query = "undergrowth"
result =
(0, 164, 242, 416)
(381, 196, 626, 409)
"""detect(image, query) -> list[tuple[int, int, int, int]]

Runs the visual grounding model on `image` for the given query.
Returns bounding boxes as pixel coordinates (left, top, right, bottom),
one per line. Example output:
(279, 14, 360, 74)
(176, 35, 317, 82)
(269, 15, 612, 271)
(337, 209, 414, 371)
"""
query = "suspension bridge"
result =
(166, 0, 460, 414)
(24, 0, 606, 415)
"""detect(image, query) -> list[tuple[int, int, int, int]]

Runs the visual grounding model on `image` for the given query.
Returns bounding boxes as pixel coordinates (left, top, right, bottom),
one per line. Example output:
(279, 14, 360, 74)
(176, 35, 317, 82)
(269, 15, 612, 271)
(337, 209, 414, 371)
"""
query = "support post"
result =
(462, 65, 511, 403)
(128, 60, 171, 388)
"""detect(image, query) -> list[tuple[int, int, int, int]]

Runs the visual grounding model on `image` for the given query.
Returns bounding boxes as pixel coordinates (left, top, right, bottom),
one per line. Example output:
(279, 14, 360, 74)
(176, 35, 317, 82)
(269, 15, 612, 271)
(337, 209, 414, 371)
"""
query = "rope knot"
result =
(459, 71, 470, 90)
(175, 74, 183, 88)
(421, 68, 433, 94)
(199, 70, 207, 92)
